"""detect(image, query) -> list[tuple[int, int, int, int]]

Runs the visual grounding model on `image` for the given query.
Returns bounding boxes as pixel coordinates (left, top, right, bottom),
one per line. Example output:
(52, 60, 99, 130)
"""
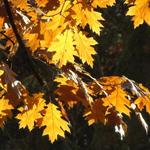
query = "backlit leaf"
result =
(42, 103, 70, 143)
(92, 0, 116, 8)
(48, 29, 77, 67)
(16, 94, 46, 131)
(103, 87, 131, 116)
(74, 31, 97, 67)
(126, 0, 150, 28)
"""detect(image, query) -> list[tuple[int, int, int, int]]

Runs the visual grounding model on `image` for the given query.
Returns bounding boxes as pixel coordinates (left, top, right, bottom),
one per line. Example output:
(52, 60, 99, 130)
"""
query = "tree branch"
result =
(3, 0, 45, 86)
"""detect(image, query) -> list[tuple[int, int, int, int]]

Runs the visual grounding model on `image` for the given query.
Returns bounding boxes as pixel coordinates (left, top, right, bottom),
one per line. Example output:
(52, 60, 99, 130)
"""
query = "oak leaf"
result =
(126, 0, 150, 28)
(35, 0, 48, 7)
(42, 103, 70, 143)
(16, 94, 46, 131)
(0, 98, 13, 127)
(24, 33, 40, 52)
(135, 96, 150, 113)
(74, 31, 97, 67)
(84, 100, 107, 125)
(55, 75, 90, 108)
(102, 87, 131, 116)
(10, 0, 31, 11)
(0, 98, 13, 117)
(92, 0, 115, 8)
(48, 29, 77, 67)
(71, 4, 103, 34)
(84, 8, 103, 35)
(55, 75, 85, 107)
(16, 105, 42, 131)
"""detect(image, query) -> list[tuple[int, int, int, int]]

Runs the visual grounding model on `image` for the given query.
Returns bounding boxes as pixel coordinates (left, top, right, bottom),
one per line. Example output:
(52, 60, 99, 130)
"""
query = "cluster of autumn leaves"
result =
(1, 0, 150, 66)
(0, 62, 150, 142)
(0, 0, 150, 143)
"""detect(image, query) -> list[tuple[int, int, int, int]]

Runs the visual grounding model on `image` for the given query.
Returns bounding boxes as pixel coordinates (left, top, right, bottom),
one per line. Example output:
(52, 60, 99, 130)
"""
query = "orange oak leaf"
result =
(84, 100, 107, 125)
(10, 0, 31, 11)
(55, 75, 90, 108)
(41, 103, 70, 143)
(102, 87, 131, 116)
(55, 75, 82, 108)
(135, 96, 150, 113)
(35, 0, 48, 7)
(56, 85, 80, 108)
(0, 17, 4, 28)
(99, 76, 124, 86)
(24, 33, 40, 52)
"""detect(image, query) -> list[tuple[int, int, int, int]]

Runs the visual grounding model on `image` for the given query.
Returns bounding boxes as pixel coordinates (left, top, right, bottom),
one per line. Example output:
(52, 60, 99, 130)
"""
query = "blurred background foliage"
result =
(0, 0, 150, 149)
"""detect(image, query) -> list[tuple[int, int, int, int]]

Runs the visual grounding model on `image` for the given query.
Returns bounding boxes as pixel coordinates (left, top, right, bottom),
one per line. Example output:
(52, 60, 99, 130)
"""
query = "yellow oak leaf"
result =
(0, 98, 13, 117)
(126, 0, 150, 28)
(84, 8, 103, 35)
(92, 0, 115, 8)
(44, 14, 66, 31)
(102, 87, 131, 116)
(42, 103, 70, 143)
(74, 31, 97, 67)
(54, 75, 69, 86)
(48, 29, 77, 67)
(71, 3, 88, 28)
(26, 93, 46, 109)
(16, 105, 42, 131)
(16, 95, 46, 131)
(71, 4, 103, 34)
(0, 98, 13, 128)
